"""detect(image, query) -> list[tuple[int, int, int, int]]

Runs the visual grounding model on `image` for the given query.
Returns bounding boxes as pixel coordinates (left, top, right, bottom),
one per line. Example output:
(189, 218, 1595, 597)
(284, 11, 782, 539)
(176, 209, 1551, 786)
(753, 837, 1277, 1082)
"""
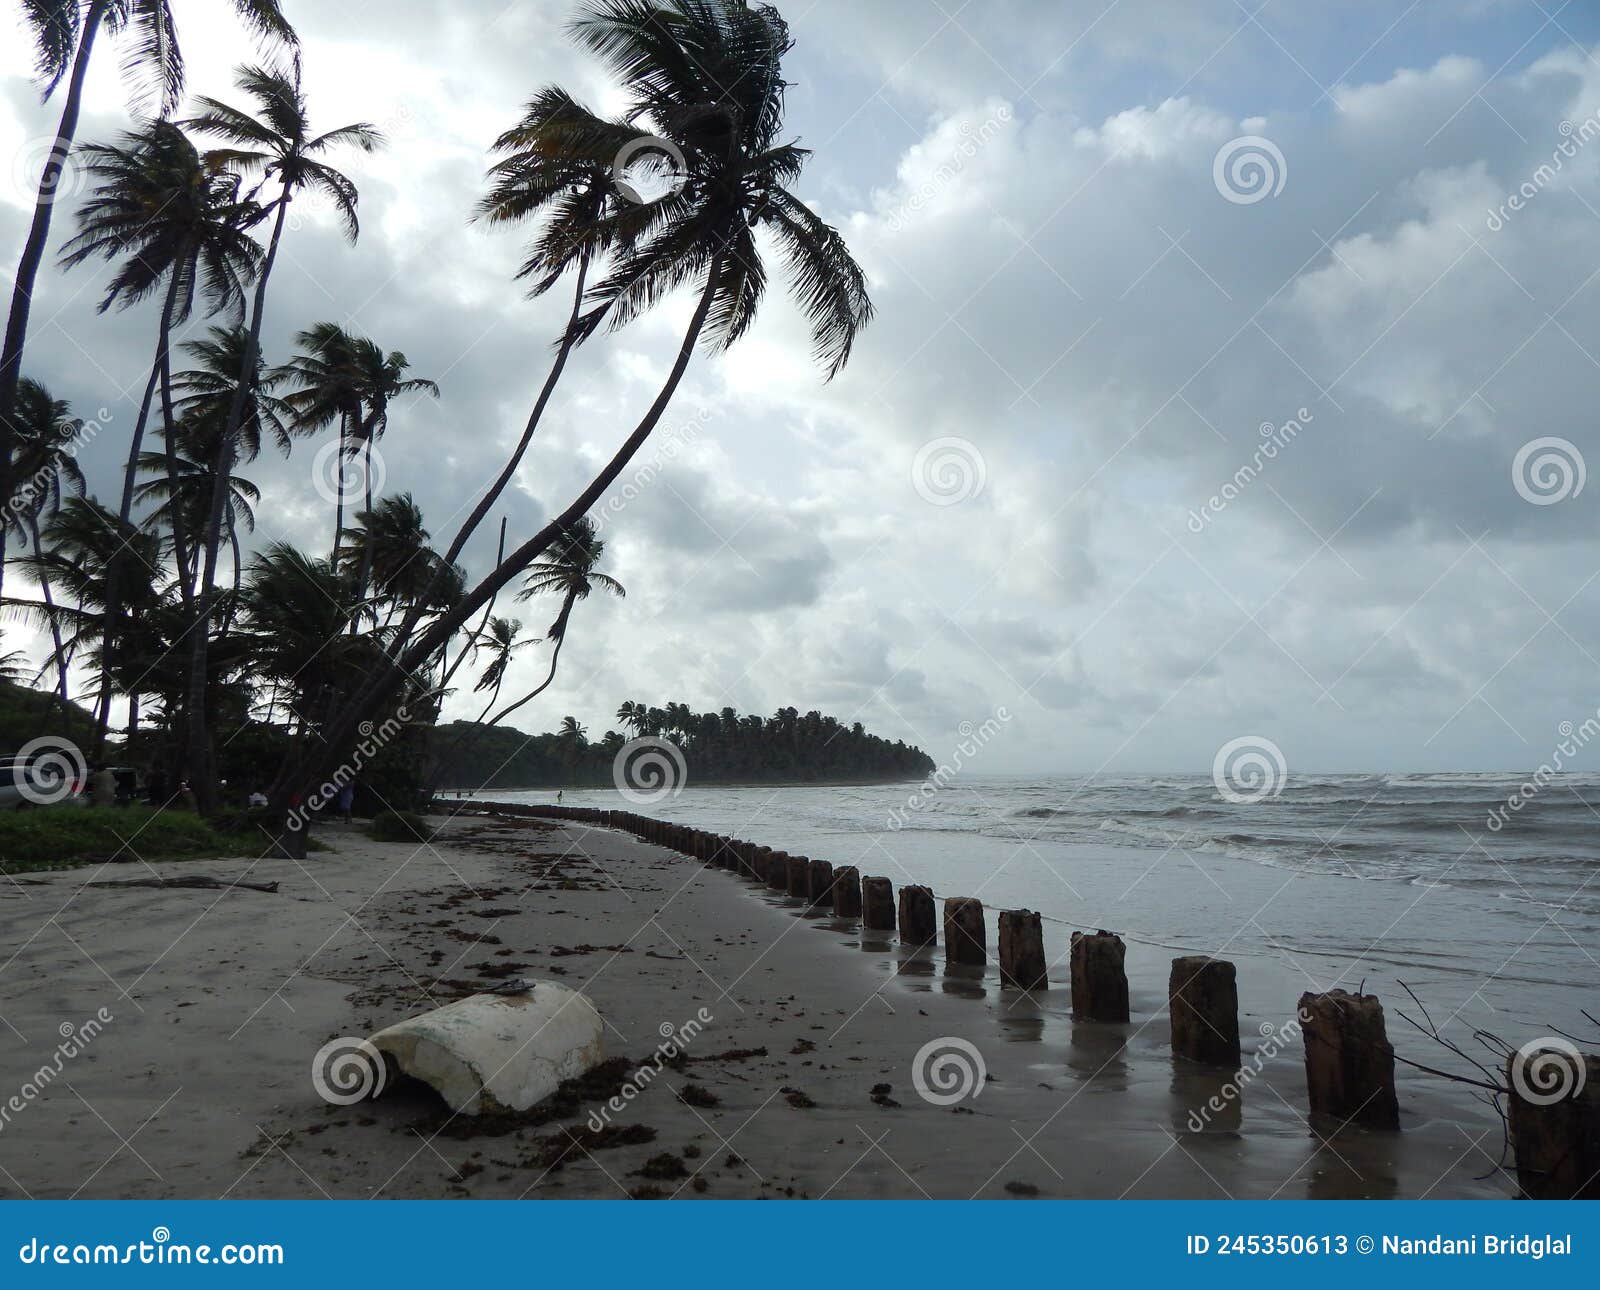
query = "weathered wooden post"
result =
(766, 849, 788, 891)
(898, 884, 937, 948)
(1168, 957, 1240, 1067)
(807, 859, 835, 909)
(1070, 930, 1129, 1022)
(1507, 1047, 1600, 1198)
(862, 877, 895, 931)
(943, 897, 986, 966)
(786, 854, 810, 898)
(1297, 990, 1400, 1129)
(998, 909, 1047, 990)
(832, 866, 862, 918)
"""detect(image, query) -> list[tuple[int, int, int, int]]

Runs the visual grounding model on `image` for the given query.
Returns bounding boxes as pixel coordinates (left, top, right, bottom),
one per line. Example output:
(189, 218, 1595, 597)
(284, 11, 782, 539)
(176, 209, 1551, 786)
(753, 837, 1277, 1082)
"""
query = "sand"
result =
(0, 811, 1510, 1199)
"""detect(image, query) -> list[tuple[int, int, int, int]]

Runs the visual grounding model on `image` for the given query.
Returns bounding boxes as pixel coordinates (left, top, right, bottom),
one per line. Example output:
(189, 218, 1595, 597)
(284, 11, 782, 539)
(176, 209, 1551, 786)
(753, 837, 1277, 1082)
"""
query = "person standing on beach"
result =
(557, 790, 563, 804)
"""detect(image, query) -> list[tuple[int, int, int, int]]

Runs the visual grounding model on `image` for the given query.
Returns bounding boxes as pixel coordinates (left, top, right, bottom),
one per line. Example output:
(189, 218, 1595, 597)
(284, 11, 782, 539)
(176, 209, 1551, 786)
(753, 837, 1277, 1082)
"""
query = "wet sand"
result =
(0, 812, 1508, 1198)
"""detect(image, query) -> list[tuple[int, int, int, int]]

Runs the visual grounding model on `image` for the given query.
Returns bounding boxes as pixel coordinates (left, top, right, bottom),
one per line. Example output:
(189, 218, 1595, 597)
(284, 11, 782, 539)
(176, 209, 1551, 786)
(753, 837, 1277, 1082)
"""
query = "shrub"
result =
(368, 809, 433, 843)
(0, 805, 234, 874)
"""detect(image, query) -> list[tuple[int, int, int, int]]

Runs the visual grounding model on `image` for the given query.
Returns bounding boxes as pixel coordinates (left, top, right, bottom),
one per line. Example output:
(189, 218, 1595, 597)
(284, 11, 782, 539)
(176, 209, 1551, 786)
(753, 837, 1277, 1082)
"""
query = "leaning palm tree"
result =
(274, 0, 871, 847)
(487, 516, 624, 726)
(59, 118, 263, 751)
(5, 378, 87, 702)
(470, 617, 533, 723)
(0, 1, 296, 603)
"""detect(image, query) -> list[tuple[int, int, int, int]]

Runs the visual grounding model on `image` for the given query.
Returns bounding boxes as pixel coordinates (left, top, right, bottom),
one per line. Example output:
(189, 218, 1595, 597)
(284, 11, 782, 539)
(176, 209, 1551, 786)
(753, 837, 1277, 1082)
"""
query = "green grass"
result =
(0, 805, 240, 874)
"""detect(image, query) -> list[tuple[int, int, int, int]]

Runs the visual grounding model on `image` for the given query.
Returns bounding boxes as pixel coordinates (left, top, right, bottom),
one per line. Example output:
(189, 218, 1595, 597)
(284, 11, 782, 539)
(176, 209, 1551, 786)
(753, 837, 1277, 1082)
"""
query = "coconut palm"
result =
(5, 379, 87, 701)
(470, 617, 534, 723)
(277, 0, 871, 844)
(178, 67, 382, 801)
(336, 493, 461, 625)
(134, 428, 260, 590)
(0, 1, 296, 602)
(60, 118, 263, 750)
(9, 495, 165, 735)
(615, 699, 647, 733)
(171, 325, 295, 463)
(487, 516, 624, 726)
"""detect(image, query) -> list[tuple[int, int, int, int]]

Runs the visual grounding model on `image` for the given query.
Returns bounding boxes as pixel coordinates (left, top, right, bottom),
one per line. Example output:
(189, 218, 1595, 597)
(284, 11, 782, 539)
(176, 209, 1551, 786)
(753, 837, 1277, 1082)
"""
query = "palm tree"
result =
(0, 1, 296, 603)
(5, 379, 86, 702)
(179, 66, 382, 803)
(60, 118, 263, 751)
(471, 617, 533, 723)
(487, 517, 624, 726)
(275, 0, 871, 846)
(9, 495, 164, 736)
(616, 699, 647, 733)
(336, 493, 461, 625)
(134, 426, 259, 590)
(278, 326, 438, 568)
(343, 339, 439, 598)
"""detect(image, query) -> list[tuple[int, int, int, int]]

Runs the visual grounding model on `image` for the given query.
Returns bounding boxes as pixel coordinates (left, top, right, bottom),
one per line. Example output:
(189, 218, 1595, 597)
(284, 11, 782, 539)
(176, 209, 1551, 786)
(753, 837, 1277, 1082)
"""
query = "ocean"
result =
(489, 772, 1600, 1054)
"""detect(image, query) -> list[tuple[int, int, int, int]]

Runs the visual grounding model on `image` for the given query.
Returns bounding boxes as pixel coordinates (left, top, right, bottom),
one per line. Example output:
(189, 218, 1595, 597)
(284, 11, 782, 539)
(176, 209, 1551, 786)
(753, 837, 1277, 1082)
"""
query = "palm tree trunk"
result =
(0, 4, 105, 610)
(394, 254, 591, 651)
(30, 519, 69, 703)
(185, 192, 292, 812)
(331, 413, 348, 559)
(437, 516, 507, 695)
(94, 273, 182, 756)
(488, 626, 567, 727)
(270, 246, 731, 847)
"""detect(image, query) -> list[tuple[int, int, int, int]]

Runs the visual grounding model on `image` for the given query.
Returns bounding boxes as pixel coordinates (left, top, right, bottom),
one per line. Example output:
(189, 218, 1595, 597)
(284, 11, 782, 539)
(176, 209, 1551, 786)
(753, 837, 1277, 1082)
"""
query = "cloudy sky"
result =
(4, 0, 1600, 777)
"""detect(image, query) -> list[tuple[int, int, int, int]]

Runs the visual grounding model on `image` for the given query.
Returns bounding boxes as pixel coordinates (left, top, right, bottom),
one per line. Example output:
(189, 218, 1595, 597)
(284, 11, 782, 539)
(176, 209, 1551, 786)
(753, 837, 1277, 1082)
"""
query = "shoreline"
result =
(0, 810, 1508, 1199)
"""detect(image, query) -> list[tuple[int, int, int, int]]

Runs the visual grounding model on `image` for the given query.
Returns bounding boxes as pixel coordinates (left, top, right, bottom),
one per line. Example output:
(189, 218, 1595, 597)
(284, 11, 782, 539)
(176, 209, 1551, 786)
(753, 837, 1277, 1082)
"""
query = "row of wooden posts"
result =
(460, 800, 1598, 1199)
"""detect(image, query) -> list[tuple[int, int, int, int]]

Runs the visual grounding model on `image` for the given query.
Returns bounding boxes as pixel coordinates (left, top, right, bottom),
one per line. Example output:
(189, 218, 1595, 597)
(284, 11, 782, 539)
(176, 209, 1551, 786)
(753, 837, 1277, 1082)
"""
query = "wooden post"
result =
(786, 854, 810, 898)
(1297, 990, 1400, 1130)
(766, 850, 788, 891)
(862, 877, 895, 931)
(807, 859, 835, 909)
(1070, 930, 1129, 1022)
(898, 885, 937, 947)
(832, 866, 862, 918)
(1507, 1048, 1600, 1199)
(943, 897, 986, 966)
(1168, 957, 1240, 1067)
(998, 909, 1047, 990)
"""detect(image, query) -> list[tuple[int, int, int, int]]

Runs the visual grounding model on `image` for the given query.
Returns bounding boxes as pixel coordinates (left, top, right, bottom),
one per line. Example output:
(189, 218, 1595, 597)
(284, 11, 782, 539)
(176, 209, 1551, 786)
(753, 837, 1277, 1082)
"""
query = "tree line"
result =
(0, 1, 874, 845)
(431, 703, 935, 790)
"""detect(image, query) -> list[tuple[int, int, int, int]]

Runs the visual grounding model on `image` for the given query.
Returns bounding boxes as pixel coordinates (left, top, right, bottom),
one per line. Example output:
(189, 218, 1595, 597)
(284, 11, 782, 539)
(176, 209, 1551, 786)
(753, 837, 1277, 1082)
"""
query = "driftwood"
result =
(83, 876, 280, 894)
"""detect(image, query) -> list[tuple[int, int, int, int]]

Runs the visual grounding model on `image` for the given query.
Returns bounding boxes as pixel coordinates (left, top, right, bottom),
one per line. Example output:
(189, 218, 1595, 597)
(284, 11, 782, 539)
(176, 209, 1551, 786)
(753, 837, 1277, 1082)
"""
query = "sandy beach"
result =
(0, 810, 1510, 1199)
